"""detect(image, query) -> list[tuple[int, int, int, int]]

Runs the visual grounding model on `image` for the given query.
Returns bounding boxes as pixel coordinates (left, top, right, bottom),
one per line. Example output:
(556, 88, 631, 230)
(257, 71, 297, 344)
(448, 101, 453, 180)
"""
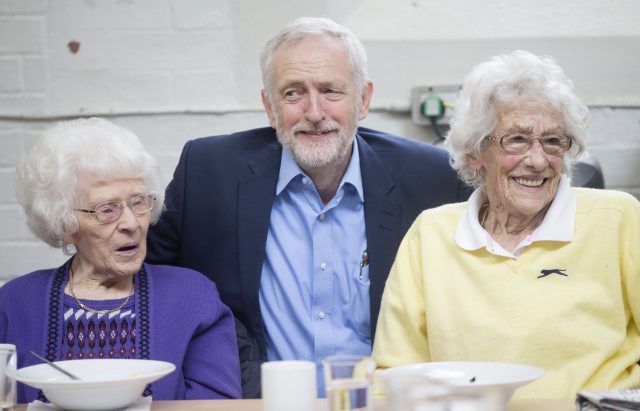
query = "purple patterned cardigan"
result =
(0, 261, 241, 402)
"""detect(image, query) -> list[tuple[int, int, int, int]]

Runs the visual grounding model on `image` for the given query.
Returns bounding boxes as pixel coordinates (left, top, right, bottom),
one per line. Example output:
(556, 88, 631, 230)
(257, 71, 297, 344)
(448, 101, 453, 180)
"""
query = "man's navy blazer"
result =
(146, 125, 469, 368)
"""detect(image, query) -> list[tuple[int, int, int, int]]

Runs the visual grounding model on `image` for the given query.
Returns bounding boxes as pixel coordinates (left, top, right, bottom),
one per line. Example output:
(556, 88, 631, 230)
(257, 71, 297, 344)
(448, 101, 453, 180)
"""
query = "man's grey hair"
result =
(260, 17, 369, 101)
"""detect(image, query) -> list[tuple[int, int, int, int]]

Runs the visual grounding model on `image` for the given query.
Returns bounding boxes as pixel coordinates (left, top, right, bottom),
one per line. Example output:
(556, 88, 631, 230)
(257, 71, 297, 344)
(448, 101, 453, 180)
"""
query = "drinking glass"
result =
(323, 355, 375, 411)
(0, 344, 16, 411)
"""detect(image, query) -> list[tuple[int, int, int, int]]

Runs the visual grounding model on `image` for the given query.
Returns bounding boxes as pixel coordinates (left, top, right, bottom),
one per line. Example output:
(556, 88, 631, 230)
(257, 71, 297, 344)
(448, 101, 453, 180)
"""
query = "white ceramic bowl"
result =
(381, 361, 544, 409)
(16, 359, 175, 410)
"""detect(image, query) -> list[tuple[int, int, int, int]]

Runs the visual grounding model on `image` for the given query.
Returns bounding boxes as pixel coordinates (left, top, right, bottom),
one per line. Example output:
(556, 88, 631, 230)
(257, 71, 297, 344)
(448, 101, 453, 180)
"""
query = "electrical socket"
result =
(410, 85, 461, 127)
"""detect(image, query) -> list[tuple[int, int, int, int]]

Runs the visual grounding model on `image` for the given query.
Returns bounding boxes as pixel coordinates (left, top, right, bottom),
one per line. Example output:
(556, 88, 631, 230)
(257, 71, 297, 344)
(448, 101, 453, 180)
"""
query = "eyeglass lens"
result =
(500, 134, 570, 155)
(94, 194, 154, 222)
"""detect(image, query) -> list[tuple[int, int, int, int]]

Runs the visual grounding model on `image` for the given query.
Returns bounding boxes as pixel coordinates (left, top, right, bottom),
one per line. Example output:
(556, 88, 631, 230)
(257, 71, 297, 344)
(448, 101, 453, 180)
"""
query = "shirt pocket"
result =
(346, 259, 371, 339)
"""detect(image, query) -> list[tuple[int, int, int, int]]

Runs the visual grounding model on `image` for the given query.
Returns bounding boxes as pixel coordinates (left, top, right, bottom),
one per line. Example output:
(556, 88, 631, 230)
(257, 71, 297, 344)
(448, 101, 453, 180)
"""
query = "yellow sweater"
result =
(373, 188, 640, 399)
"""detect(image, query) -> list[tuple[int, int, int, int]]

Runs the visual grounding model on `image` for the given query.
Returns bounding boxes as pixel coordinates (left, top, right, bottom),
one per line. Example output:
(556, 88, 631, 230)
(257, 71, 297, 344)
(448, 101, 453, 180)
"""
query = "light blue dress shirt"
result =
(259, 137, 371, 396)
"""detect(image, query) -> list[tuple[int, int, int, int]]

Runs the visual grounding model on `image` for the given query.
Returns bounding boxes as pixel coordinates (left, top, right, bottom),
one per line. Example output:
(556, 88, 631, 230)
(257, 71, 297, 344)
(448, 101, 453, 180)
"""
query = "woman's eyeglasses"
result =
(487, 133, 572, 156)
(73, 194, 156, 223)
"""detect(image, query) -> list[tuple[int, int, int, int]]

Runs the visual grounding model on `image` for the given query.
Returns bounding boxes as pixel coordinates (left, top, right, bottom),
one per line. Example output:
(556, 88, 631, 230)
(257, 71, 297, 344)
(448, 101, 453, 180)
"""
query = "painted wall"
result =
(1, 0, 639, 282)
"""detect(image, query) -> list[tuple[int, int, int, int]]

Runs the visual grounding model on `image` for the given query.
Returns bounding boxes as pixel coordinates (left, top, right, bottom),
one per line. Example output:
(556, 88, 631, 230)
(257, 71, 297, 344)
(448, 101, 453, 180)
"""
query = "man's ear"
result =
(357, 81, 374, 121)
(261, 89, 277, 129)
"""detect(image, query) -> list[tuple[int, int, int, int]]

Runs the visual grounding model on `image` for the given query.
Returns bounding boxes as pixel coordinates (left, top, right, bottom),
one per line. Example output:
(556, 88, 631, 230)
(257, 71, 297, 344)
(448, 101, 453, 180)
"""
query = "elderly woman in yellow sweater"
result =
(372, 50, 640, 399)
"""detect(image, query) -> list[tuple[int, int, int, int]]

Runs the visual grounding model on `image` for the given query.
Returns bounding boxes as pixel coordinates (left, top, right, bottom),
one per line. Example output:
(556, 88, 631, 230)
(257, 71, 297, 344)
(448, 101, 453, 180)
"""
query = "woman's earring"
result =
(61, 242, 76, 256)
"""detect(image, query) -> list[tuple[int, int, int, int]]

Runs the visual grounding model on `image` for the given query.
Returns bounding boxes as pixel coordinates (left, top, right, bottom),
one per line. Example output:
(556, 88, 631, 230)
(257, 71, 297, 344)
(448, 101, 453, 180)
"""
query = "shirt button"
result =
(318, 311, 326, 319)
(302, 177, 309, 185)
(319, 213, 326, 221)
(320, 262, 327, 270)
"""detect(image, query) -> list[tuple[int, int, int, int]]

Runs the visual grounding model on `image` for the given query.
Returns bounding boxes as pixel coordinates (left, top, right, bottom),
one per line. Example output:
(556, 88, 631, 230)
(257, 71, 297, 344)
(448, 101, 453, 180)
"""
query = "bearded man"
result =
(146, 17, 469, 398)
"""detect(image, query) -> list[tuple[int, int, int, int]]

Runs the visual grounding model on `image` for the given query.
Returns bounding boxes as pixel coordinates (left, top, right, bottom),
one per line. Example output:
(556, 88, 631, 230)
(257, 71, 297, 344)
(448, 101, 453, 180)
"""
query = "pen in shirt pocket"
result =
(359, 250, 369, 280)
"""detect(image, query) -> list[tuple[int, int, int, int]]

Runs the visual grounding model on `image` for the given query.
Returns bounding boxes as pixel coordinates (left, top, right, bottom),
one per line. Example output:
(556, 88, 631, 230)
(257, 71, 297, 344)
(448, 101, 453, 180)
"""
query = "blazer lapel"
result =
(357, 134, 401, 336)
(237, 140, 281, 316)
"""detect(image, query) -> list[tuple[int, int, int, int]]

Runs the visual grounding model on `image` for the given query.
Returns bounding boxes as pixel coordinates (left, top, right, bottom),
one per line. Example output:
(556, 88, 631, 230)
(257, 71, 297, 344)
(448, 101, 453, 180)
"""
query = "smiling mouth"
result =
(298, 128, 336, 138)
(513, 177, 546, 187)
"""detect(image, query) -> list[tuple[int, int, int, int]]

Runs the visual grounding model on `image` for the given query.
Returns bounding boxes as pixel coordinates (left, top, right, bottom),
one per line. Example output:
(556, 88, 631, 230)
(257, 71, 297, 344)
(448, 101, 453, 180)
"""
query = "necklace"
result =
(68, 270, 135, 315)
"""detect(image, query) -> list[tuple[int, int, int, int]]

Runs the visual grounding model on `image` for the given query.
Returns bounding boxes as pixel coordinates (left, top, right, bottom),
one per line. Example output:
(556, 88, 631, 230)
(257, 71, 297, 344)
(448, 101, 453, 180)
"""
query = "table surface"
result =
(16, 398, 576, 410)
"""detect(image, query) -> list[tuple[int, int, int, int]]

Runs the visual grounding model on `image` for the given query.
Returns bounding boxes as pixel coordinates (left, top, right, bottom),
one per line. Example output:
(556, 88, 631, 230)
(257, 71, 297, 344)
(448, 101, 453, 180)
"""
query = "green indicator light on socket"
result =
(422, 94, 445, 118)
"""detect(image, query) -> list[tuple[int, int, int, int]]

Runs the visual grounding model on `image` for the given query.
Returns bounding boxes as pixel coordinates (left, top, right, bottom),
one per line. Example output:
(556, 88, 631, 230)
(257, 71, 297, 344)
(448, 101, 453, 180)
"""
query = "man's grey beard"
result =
(276, 119, 357, 170)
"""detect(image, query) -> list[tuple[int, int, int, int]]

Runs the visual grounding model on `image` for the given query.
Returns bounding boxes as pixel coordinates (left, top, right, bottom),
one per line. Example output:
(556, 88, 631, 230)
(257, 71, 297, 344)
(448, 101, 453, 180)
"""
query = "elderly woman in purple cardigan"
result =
(0, 118, 241, 403)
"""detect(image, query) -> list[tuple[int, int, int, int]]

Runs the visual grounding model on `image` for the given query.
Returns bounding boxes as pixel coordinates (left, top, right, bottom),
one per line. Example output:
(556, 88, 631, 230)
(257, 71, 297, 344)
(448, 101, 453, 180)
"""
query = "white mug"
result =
(262, 360, 316, 411)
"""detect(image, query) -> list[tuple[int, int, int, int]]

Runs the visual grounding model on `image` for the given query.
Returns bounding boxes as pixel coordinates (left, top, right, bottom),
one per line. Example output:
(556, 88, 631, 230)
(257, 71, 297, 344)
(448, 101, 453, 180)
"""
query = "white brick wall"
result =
(0, 129, 23, 164)
(0, 18, 44, 53)
(0, 57, 21, 91)
(22, 56, 45, 91)
(0, 0, 639, 284)
(7, 0, 46, 14)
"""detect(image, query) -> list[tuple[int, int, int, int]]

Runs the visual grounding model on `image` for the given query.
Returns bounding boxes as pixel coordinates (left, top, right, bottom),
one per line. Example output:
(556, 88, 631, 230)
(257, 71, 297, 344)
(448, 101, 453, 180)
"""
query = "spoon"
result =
(30, 351, 81, 381)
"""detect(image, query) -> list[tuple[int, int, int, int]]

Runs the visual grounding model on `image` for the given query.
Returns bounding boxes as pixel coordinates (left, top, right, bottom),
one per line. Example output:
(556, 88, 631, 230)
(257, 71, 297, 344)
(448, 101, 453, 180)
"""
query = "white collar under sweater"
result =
(455, 175, 576, 259)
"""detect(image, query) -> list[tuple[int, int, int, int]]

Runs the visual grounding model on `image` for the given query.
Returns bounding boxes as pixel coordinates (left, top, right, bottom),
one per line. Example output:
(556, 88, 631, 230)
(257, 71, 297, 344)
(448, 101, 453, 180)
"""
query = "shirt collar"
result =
(276, 135, 364, 202)
(456, 175, 576, 254)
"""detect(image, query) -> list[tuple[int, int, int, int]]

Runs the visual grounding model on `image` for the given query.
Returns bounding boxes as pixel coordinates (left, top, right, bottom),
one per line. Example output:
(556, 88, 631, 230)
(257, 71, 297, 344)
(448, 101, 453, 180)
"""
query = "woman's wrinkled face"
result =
(468, 102, 565, 219)
(68, 177, 150, 279)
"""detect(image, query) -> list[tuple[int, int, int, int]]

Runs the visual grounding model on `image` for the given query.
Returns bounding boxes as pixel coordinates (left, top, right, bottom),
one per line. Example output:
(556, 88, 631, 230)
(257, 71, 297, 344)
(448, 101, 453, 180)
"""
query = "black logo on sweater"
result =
(538, 269, 567, 278)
